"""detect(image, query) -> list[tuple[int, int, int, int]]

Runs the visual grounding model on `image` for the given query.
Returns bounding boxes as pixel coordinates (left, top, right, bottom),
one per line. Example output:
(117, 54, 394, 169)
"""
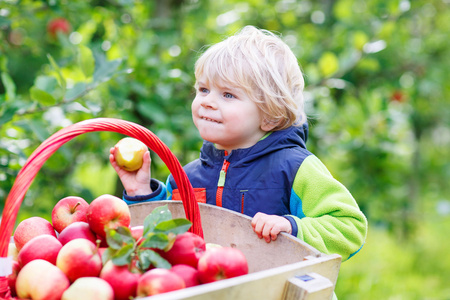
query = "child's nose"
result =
(201, 93, 218, 109)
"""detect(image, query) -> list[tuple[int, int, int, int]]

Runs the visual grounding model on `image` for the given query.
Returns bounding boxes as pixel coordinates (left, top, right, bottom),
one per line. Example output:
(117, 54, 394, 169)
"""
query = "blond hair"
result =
(194, 26, 305, 130)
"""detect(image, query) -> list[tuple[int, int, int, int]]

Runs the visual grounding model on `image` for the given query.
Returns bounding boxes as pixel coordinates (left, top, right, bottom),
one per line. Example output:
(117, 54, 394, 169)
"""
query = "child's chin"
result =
(198, 127, 223, 140)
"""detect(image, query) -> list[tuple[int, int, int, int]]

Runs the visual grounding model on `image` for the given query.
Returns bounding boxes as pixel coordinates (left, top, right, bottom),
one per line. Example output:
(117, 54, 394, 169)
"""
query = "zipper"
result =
(239, 190, 247, 214)
(216, 156, 230, 207)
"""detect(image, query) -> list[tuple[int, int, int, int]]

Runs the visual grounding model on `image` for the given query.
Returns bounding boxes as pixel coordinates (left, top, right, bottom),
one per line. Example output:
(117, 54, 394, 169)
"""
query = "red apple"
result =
(57, 221, 97, 245)
(16, 259, 70, 300)
(47, 17, 71, 38)
(52, 196, 90, 233)
(56, 238, 102, 282)
(18, 234, 62, 268)
(7, 260, 20, 297)
(159, 232, 206, 268)
(171, 264, 200, 288)
(62, 277, 114, 300)
(137, 268, 185, 297)
(197, 247, 249, 284)
(86, 194, 131, 239)
(100, 260, 140, 300)
(13, 216, 57, 251)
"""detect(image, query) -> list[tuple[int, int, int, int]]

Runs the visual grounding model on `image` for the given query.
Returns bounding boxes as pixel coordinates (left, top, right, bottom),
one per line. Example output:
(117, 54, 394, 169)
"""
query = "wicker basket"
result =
(0, 118, 203, 299)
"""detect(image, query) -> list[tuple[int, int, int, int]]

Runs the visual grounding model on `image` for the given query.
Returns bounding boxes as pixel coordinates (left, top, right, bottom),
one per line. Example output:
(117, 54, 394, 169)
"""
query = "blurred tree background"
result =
(1, 0, 449, 298)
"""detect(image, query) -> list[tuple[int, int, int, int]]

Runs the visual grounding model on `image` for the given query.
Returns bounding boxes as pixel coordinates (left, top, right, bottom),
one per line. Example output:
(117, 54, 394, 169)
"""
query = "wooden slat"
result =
(142, 255, 341, 300)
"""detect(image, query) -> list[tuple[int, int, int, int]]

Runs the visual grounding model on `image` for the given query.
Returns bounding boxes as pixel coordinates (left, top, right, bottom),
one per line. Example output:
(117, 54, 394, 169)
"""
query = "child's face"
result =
(192, 76, 270, 152)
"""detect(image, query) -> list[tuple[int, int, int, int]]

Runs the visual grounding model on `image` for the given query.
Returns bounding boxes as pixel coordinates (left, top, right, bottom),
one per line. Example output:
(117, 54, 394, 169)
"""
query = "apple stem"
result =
(71, 202, 81, 213)
(95, 239, 101, 254)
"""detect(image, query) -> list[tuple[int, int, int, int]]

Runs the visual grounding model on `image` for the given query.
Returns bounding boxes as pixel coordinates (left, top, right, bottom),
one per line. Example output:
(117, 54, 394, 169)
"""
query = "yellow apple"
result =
(114, 137, 147, 171)
(205, 243, 223, 249)
(8, 243, 19, 261)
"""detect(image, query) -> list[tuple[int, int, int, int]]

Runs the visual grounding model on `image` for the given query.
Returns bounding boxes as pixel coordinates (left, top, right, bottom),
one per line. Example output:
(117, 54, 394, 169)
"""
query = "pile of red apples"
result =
(7, 194, 249, 300)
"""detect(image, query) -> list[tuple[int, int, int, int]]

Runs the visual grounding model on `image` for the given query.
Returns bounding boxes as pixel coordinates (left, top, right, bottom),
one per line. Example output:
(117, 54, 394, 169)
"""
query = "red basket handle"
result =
(0, 118, 203, 258)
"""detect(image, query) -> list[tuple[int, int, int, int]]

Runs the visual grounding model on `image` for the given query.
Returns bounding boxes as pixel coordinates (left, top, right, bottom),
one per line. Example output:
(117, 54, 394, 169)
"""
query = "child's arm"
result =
(288, 155, 368, 261)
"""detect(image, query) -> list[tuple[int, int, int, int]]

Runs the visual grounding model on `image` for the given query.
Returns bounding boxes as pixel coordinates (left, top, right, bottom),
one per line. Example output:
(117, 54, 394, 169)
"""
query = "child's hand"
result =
(251, 212, 292, 243)
(109, 147, 152, 197)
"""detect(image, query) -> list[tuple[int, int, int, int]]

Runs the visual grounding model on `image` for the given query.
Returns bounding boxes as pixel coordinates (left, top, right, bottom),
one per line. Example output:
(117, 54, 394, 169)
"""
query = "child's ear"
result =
(261, 118, 281, 132)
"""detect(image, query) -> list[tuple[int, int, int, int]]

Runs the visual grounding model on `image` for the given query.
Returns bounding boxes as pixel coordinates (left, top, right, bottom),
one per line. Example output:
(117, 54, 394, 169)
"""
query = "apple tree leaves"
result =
(103, 205, 191, 272)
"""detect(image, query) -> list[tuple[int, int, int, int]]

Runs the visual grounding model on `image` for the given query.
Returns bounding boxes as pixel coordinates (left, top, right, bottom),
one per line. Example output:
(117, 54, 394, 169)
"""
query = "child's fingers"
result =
(141, 150, 151, 168)
(251, 212, 266, 240)
(261, 222, 277, 243)
(253, 215, 287, 242)
(109, 152, 124, 175)
(109, 148, 119, 167)
(136, 150, 152, 182)
(138, 150, 151, 176)
(252, 213, 289, 243)
(109, 153, 116, 166)
(252, 223, 262, 237)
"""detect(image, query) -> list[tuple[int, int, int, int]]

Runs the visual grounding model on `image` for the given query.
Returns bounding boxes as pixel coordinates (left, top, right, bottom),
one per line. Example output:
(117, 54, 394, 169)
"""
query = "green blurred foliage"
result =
(1, 0, 449, 298)
(336, 217, 450, 299)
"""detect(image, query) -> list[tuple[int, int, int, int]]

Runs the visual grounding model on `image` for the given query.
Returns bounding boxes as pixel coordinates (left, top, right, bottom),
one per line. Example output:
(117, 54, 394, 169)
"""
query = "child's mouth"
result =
(201, 117, 221, 124)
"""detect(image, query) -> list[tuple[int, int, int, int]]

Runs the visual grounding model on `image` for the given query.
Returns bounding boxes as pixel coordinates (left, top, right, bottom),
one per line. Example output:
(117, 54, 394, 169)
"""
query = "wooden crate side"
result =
(129, 201, 323, 273)
(140, 254, 341, 300)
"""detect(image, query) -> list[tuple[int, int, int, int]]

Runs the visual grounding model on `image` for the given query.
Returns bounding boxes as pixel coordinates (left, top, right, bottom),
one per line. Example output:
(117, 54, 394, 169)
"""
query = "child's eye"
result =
(223, 92, 235, 99)
(199, 87, 209, 94)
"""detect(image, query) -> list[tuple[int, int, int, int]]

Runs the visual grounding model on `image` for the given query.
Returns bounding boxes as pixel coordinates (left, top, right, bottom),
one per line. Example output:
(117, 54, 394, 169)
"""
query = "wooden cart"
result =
(0, 118, 341, 300)
(130, 201, 341, 300)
